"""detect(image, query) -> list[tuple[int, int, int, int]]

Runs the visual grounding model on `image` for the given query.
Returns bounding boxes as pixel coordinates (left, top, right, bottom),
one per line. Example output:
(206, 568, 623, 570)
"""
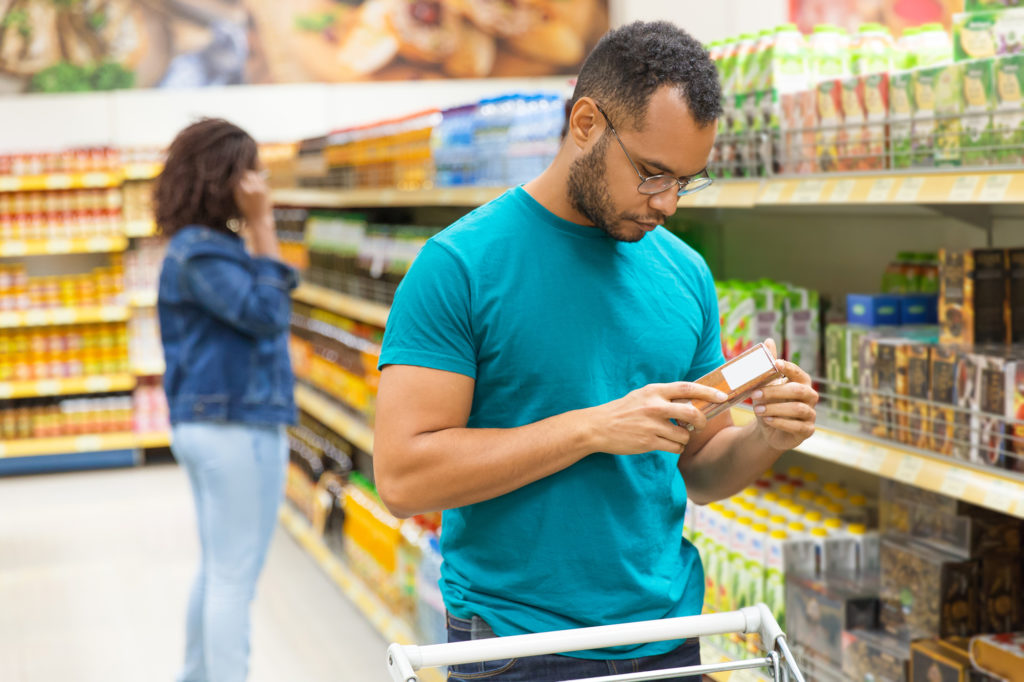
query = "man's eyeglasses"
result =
(594, 103, 713, 197)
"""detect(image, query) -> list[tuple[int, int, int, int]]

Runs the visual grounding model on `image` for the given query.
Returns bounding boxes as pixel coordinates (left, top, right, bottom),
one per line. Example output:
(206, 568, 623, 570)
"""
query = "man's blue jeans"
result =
(171, 422, 288, 682)
(446, 614, 702, 681)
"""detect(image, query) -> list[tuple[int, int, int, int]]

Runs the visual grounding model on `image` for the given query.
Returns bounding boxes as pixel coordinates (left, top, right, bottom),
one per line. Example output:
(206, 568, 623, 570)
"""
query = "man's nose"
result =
(648, 189, 679, 221)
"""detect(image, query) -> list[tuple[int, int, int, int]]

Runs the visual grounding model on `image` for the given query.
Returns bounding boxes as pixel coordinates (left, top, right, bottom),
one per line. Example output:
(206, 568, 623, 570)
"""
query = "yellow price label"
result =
(792, 179, 825, 203)
(894, 177, 924, 202)
(75, 435, 103, 452)
(894, 457, 924, 484)
(46, 239, 73, 254)
(949, 176, 980, 202)
(52, 309, 76, 325)
(867, 177, 896, 202)
(939, 467, 971, 499)
(82, 172, 110, 188)
(2, 242, 28, 256)
(830, 179, 856, 203)
(979, 174, 1012, 202)
(0, 177, 20, 191)
(85, 376, 112, 392)
(45, 174, 73, 190)
(36, 380, 61, 395)
(759, 182, 785, 204)
(0, 384, 13, 399)
(24, 310, 47, 326)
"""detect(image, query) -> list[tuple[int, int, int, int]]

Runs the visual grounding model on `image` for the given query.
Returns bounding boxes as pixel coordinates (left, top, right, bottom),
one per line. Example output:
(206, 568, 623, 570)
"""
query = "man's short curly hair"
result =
(570, 21, 722, 131)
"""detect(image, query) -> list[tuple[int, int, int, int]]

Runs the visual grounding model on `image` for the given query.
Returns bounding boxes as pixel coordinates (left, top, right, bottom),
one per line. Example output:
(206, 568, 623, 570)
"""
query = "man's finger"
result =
(754, 382, 819, 406)
(774, 358, 812, 386)
(662, 402, 709, 432)
(660, 381, 728, 403)
(761, 416, 816, 438)
(755, 402, 817, 422)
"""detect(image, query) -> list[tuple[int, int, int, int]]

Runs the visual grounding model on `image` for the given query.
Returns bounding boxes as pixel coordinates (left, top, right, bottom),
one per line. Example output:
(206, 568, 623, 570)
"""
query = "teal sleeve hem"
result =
(378, 348, 477, 379)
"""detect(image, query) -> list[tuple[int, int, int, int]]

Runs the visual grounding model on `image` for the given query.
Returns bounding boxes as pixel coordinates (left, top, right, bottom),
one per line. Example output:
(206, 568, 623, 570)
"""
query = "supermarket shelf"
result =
(272, 185, 506, 209)
(731, 408, 1024, 519)
(125, 219, 158, 237)
(278, 505, 444, 682)
(123, 162, 163, 181)
(0, 432, 139, 458)
(137, 431, 171, 449)
(0, 171, 123, 193)
(0, 374, 136, 399)
(0, 235, 128, 257)
(292, 283, 390, 329)
(0, 305, 129, 328)
(129, 291, 157, 307)
(0, 448, 138, 476)
(294, 383, 374, 454)
(678, 179, 763, 208)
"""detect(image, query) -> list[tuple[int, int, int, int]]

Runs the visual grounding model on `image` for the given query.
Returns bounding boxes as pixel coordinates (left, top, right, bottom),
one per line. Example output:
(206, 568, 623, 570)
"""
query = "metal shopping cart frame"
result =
(387, 603, 805, 682)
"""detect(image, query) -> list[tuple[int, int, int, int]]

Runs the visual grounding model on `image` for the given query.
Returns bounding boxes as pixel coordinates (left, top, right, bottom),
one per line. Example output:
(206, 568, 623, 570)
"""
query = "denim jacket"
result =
(158, 225, 299, 426)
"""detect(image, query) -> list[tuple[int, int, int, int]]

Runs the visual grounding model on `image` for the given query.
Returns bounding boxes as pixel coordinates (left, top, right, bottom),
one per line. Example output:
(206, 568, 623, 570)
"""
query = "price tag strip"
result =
(979, 174, 1012, 202)
(949, 175, 980, 202)
(867, 177, 897, 203)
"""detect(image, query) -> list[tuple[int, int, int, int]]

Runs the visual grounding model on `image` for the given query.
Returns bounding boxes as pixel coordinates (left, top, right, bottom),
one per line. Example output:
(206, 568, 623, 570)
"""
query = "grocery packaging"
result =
(809, 25, 851, 82)
(954, 9, 1024, 62)
(930, 346, 973, 458)
(753, 281, 787, 350)
(978, 553, 1022, 632)
(1011, 248, 1024, 344)
(910, 639, 975, 682)
(896, 342, 931, 449)
(859, 336, 899, 439)
(993, 54, 1024, 165)
(900, 294, 939, 325)
(847, 293, 902, 327)
(851, 23, 895, 76)
(1007, 359, 1024, 470)
(688, 343, 782, 421)
(939, 249, 1010, 347)
(879, 535, 978, 639)
(890, 69, 916, 168)
(841, 628, 910, 682)
(969, 351, 1011, 467)
(969, 633, 1024, 682)
(825, 323, 853, 420)
(961, 58, 997, 166)
(912, 63, 963, 167)
(765, 24, 812, 94)
(785, 574, 880, 667)
(816, 78, 844, 171)
(785, 286, 820, 378)
(780, 89, 817, 173)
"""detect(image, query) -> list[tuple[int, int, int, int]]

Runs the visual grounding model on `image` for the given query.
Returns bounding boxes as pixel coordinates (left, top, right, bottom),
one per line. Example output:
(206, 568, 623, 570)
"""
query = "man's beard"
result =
(566, 133, 664, 243)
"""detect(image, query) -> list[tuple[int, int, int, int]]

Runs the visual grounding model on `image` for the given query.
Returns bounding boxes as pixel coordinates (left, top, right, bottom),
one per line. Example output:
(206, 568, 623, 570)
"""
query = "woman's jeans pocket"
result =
(446, 614, 517, 679)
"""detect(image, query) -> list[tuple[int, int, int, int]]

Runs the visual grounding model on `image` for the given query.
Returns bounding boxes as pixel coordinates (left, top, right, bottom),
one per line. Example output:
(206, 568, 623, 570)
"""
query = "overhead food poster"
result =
(789, 0, 961, 35)
(0, 0, 609, 95)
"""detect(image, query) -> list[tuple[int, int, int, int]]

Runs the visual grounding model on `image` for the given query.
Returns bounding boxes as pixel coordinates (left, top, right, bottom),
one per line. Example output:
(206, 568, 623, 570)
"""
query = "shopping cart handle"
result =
(387, 607, 774, 682)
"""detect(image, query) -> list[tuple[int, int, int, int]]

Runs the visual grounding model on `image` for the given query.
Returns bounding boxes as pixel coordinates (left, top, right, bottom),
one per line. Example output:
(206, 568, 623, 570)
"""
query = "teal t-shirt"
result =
(379, 187, 725, 659)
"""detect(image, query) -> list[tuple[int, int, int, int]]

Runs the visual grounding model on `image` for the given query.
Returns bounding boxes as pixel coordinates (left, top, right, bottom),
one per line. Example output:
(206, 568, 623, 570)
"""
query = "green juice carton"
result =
(764, 529, 788, 630)
(961, 58, 997, 166)
(721, 281, 757, 358)
(994, 53, 1024, 165)
(912, 63, 963, 167)
(785, 286, 820, 378)
(889, 69, 915, 168)
(826, 323, 852, 420)
(754, 280, 788, 353)
(766, 23, 812, 94)
(954, 8, 1024, 61)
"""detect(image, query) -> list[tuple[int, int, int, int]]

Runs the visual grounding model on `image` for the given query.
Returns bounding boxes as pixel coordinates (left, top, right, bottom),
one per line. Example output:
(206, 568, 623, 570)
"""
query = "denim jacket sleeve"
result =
(181, 246, 299, 339)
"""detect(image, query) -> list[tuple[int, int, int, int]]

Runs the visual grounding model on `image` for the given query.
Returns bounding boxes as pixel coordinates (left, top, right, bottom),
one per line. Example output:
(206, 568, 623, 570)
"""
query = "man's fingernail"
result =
(754, 405, 766, 415)
(716, 391, 728, 401)
(752, 390, 763, 400)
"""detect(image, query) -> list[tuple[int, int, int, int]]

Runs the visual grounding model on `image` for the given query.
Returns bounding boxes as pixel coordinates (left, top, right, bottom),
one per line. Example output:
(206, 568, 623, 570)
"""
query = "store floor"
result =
(0, 461, 390, 682)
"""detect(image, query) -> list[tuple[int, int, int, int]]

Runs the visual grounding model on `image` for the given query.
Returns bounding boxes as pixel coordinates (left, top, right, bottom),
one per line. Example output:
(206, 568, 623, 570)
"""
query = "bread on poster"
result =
(442, 19, 496, 78)
(388, 0, 460, 63)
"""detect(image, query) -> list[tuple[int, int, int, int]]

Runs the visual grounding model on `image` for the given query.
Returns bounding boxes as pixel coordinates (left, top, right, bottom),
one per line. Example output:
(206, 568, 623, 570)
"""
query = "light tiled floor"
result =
(0, 462, 389, 682)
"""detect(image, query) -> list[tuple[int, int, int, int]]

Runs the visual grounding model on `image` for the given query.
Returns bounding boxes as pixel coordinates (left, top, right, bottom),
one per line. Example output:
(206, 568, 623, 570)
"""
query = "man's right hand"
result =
(588, 382, 728, 455)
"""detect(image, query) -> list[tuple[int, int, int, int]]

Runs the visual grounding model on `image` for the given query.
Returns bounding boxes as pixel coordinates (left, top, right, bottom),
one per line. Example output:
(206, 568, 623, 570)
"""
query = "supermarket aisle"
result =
(0, 462, 390, 682)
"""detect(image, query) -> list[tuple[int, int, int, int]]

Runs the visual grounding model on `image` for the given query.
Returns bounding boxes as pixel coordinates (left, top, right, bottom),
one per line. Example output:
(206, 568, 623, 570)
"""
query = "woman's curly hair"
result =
(154, 118, 258, 236)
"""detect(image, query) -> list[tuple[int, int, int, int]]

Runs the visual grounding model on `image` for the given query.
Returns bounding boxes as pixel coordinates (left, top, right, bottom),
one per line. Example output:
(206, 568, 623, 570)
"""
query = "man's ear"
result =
(568, 97, 601, 149)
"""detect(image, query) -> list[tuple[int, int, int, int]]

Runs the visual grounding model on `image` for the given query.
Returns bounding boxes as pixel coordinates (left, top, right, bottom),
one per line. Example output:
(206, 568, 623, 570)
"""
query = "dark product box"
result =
(910, 503, 1023, 558)
(842, 628, 910, 682)
(1007, 358, 1024, 471)
(786, 574, 879, 667)
(860, 337, 900, 439)
(880, 535, 978, 639)
(938, 639, 1005, 682)
(940, 249, 1010, 347)
(979, 553, 1022, 632)
(897, 342, 932, 449)
(911, 639, 974, 682)
(901, 294, 939, 325)
(848, 293, 902, 327)
(1010, 248, 1024, 344)
(969, 351, 1011, 467)
(929, 346, 973, 458)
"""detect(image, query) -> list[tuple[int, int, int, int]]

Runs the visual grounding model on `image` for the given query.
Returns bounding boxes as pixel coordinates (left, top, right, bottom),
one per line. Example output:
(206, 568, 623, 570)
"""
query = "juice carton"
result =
(839, 75, 867, 171)
(720, 281, 757, 359)
(1006, 360, 1024, 472)
(993, 53, 1024, 165)
(961, 58, 997, 166)
(930, 346, 973, 458)
(735, 33, 759, 95)
(954, 8, 1024, 62)
(764, 529, 788, 630)
(780, 89, 817, 173)
(754, 280, 787, 352)
(940, 249, 1011, 347)
(826, 323, 855, 421)
(912, 63, 964, 168)
(896, 343, 932, 449)
(851, 23, 895, 76)
(816, 78, 844, 171)
(862, 72, 889, 170)
(1010, 248, 1024, 343)
(890, 70, 915, 168)
(969, 351, 1012, 467)
(785, 286, 820, 378)
(767, 24, 811, 95)
(809, 25, 851, 83)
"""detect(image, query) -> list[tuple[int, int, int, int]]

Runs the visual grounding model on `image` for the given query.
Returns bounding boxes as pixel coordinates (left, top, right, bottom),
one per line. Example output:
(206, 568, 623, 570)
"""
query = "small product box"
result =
(954, 9, 1024, 62)
(688, 343, 783, 421)
(862, 72, 889, 171)
(979, 553, 1022, 633)
(785, 285, 820, 377)
(901, 293, 939, 325)
(896, 342, 932, 449)
(911, 639, 975, 682)
(890, 69, 915, 169)
(939, 249, 1010, 347)
(848, 293, 902, 327)
(860, 337, 899, 439)
(961, 58, 997, 166)
(816, 78, 844, 172)
(910, 503, 1023, 558)
(993, 54, 1024, 165)
(780, 89, 818, 173)
(1006, 359, 1024, 471)
(825, 323, 854, 420)
(753, 281, 787, 351)
(841, 628, 910, 682)
(839, 75, 867, 172)
(969, 350, 1011, 467)
(879, 535, 979, 640)
(912, 63, 964, 167)
(930, 347, 975, 458)
(1009, 247, 1024, 344)
(969, 633, 1024, 682)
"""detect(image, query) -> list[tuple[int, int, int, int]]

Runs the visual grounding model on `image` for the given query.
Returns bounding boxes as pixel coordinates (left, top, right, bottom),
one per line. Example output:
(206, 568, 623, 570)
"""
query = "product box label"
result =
(961, 58, 997, 166)
(970, 352, 1009, 467)
(954, 9, 1024, 62)
(994, 54, 1024, 165)
(913, 64, 964, 167)
(890, 70, 915, 168)
(816, 79, 843, 172)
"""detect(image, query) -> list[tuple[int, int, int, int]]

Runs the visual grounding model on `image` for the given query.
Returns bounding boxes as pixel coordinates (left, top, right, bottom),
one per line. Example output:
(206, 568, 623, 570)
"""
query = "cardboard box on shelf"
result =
(860, 337, 900, 439)
(954, 9, 1024, 62)
(780, 89, 818, 174)
(1007, 358, 1024, 472)
(1010, 248, 1024, 345)
(890, 70, 915, 169)
(939, 249, 1010, 348)
(969, 350, 1011, 467)
(961, 58, 997, 166)
(910, 639, 974, 682)
(993, 54, 1024, 165)
(841, 628, 910, 682)
(785, 286, 820, 378)
(912, 63, 964, 168)
(969, 633, 1024, 682)
(896, 342, 931, 449)
(979, 553, 1022, 633)
(785, 574, 879, 667)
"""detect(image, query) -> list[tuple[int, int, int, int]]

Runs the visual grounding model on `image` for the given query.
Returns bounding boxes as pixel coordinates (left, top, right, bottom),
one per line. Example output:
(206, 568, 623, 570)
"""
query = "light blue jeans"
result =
(171, 421, 288, 682)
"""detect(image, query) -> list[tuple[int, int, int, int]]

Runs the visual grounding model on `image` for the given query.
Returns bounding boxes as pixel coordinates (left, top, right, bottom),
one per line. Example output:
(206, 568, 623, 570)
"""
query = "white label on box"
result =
(792, 179, 825, 203)
(894, 456, 924, 484)
(830, 179, 856, 203)
(868, 177, 896, 202)
(979, 174, 1011, 202)
(949, 176, 980, 202)
(759, 182, 785, 204)
(894, 177, 924, 202)
(720, 347, 774, 391)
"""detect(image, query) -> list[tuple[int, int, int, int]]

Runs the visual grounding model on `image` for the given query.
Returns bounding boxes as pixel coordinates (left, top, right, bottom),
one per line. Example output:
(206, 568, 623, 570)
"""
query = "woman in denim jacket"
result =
(155, 118, 297, 682)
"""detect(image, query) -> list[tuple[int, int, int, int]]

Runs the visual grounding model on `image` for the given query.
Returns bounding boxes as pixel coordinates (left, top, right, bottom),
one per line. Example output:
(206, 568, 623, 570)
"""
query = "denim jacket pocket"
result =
(178, 394, 230, 421)
(242, 338, 290, 407)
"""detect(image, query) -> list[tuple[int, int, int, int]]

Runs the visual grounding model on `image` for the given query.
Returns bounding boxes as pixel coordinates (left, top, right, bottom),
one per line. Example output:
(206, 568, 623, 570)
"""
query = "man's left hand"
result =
(752, 339, 818, 452)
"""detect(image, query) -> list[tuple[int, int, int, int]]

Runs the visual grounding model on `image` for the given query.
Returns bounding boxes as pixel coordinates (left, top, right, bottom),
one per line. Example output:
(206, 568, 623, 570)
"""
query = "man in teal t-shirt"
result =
(375, 21, 819, 682)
